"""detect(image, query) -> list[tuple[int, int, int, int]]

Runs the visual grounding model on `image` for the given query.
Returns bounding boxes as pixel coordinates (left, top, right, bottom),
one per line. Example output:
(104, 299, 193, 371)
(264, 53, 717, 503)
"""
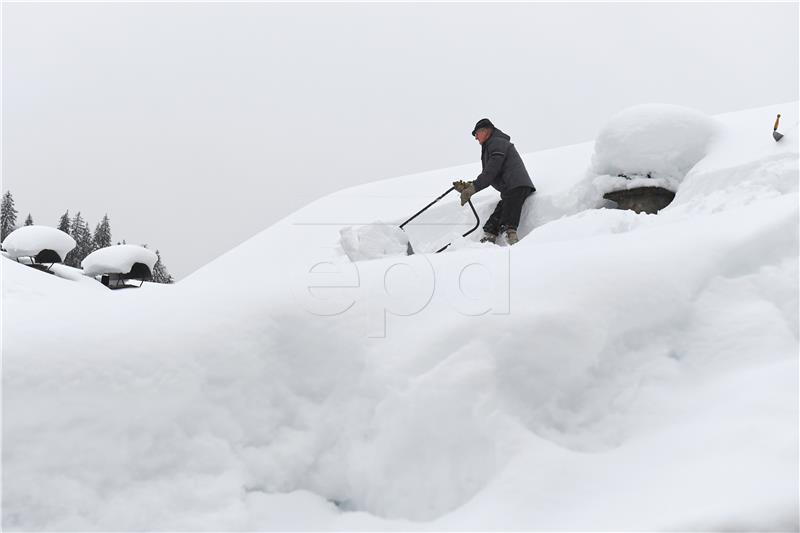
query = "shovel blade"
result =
(773, 131, 784, 142)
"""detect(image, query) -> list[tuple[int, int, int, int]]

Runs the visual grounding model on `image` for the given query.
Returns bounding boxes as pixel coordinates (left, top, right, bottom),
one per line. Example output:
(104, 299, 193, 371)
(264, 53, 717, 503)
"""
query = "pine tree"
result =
(57, 211, 71, 234)
(76, 217, 93, 263)
(92, 214, 112, 250)
(151, 250, 174, 284)
(1, 191, 18, 241)
(24, 213, 34, 226)
(65, 212, 92, 267)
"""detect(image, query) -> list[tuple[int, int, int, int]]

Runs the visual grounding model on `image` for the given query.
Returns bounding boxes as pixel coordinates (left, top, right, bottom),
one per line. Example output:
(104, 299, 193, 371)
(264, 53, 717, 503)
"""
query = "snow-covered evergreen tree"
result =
(24, 213, 34, 226)
(92, 214, 112, 250)
(75, 217, 93, 261)
(57, 211, 71, 234)
(1, 191, 18, 241)
(151, 250, 174, 284)
(65, 212, 93, 267)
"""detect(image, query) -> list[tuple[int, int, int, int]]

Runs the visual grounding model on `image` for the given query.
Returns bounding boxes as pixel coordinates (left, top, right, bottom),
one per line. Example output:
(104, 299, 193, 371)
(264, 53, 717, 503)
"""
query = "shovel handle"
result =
(774, 114, 781, 131)
(399, 186, 456, 229)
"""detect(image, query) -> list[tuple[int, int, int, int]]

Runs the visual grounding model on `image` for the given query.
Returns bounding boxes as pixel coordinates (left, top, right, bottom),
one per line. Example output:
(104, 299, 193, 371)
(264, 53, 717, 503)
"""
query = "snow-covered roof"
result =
(591, 104, 716, 186)
(81, 245, 158, 276)
(2, 225, 76, 261)
(2, 102, 798, 531)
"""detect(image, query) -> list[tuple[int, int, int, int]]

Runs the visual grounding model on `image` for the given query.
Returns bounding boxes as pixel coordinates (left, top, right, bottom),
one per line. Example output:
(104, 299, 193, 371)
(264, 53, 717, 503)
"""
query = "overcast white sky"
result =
(3, 2, 798, 278)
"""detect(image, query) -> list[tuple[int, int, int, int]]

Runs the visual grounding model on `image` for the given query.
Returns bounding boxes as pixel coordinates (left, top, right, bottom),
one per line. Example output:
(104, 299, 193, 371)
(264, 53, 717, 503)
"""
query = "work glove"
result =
(452, 180, 469, 192)
(459, 182, 476, 206)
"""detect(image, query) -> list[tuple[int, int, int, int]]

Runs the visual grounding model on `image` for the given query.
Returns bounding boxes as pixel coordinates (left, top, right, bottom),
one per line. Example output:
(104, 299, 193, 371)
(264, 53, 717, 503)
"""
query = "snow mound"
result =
(81, 244, 158, 276)
(2, 225, 76, 261)
(339, 223, 410, 261)
(591, 104, 717, 190)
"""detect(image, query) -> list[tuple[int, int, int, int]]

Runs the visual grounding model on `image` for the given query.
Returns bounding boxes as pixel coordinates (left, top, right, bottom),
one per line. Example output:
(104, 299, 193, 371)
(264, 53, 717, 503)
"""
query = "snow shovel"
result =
(399, 186, 481, 254)
(773, 114, 784, 142)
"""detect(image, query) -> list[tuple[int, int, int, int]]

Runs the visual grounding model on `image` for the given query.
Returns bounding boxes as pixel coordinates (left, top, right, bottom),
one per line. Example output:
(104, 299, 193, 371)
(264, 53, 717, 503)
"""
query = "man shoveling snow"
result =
(454, 118, 536, 245)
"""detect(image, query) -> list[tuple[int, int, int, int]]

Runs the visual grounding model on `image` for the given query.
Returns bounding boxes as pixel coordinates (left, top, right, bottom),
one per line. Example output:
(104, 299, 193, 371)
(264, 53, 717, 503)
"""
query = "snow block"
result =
(339, 223, 410, 261)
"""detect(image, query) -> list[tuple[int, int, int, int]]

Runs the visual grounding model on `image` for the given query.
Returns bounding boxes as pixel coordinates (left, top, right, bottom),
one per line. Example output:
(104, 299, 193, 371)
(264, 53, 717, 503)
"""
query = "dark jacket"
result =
(473, 128, 535, 196)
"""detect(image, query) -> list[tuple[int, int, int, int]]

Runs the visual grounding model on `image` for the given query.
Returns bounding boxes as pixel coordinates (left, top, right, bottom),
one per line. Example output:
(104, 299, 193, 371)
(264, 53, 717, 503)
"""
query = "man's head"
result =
(471, 118, 494, 145)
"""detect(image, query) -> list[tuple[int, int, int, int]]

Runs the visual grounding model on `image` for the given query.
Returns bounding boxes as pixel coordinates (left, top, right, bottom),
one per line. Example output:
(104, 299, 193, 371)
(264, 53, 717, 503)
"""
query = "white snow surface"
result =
(3, 102, 798, 531)
(81, 244, 158, 277)
(591, 103, 717, 192)
(339, 223, 409, 261)
(1, 225, 76, 261)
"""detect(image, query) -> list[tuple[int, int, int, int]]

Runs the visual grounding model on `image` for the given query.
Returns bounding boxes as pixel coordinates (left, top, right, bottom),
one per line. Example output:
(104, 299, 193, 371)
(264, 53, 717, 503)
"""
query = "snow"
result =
(49, 262, 115, 290)
(1, 224, 76, 261)
(339, 223, 409, 261)
(81, 244, 158, 277)
(2, 101, 798, 531)
(590, 103, 717, 192)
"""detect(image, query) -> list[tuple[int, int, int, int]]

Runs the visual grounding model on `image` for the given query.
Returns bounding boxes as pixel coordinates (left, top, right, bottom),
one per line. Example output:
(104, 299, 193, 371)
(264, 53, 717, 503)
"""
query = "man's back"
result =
(475, 128, 535, 195)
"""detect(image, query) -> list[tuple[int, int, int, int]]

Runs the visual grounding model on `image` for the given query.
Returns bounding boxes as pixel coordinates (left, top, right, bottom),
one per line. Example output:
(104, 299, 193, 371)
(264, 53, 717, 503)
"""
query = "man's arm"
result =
(473, 138, 508, 192)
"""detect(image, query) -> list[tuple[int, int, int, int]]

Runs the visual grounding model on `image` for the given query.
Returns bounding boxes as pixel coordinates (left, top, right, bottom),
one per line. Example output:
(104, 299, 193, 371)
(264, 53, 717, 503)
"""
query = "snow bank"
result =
(2, 225, 76, 261)
(81, 244, 158, 276)
(591, 103, 717, 191)
(339, 223, 410, 261)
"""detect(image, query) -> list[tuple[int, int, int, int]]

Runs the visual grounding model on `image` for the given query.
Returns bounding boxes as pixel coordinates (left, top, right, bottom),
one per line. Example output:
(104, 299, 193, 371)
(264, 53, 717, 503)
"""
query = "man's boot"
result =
(505, 228, 519, 245)
(480, 232, 497, 244)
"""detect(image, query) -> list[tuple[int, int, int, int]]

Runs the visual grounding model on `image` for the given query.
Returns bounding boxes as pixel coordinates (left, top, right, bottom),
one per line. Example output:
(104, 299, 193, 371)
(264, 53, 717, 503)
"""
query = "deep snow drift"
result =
(3, 102, 798, 531)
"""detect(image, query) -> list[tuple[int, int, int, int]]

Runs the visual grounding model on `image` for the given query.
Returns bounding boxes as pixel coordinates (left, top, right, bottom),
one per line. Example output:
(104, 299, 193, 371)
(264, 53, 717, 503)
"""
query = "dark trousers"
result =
(483, 186, 534, 235)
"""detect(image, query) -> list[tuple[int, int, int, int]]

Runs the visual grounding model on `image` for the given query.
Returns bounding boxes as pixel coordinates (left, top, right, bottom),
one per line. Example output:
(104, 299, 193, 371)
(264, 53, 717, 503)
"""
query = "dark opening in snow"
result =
(603, 186, 676, 214)
(100, 262, 153, 289)
(34, 249, 62, 264)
